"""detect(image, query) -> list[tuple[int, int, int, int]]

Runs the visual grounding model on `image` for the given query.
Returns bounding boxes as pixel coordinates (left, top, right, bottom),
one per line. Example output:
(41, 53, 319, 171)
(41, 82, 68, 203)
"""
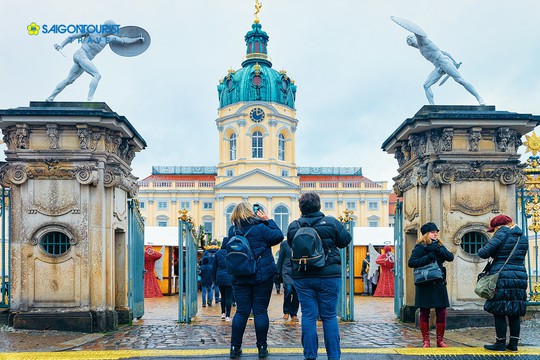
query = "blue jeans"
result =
(231, 277, 274, 348)
(212, 283, 220, 301)
(283, 283, 299, 317)
(201, 285, 212, 304)
(295, 277, 341, 360)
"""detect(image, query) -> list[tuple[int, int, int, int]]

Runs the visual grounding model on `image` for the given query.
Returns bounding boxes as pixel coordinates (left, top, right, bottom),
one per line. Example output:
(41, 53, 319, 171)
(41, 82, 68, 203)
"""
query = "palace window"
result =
(180, 201, 190, 210)
(281, 169, 289, 177)
(252, 131, 263, 158)
(229, 133, 237, 161)
(226, 169, 234, 177)
(324, 201, 334, 210)
(368, 201, 379, 210)
(368, 215, 380, 227)
(278, 134, 285, 161)
(203, 202, 213, 210)
(157, 201, 168, 210)
(225, 204, 236, 227)
(274, 205, 290, 235)
(346, 201, 356, 210)
(157, 215, 169, 227)
(40, 231, 71, 256)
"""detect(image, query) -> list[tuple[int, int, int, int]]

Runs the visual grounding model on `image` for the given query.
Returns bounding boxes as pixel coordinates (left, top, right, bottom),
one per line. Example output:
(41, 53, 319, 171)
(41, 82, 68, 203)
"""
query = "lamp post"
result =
(338, 209, 355, 321)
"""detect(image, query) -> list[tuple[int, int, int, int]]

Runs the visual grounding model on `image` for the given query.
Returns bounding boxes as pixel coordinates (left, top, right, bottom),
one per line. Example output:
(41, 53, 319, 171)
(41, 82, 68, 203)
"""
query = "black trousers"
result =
(494, 314, 520, 339)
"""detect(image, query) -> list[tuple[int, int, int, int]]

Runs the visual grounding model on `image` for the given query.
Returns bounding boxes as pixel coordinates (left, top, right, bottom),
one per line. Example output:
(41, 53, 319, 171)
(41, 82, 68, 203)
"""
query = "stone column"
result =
(0, 102, 146, 332)
(382, 105, 540, 328)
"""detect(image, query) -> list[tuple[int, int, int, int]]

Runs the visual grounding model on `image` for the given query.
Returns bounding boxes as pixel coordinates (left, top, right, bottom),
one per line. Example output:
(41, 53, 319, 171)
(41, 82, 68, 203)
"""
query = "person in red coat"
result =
(144, 246, 163, 298)
(373, 245, 395, 297)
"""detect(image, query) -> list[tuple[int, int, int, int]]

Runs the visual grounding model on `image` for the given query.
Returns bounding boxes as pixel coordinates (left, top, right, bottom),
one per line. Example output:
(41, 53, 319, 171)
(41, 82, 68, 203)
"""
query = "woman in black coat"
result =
(212, 237, 233, 321)
(407, 222, 454, 348)
(227, 202, 284, 360)
(478, 214, 528, 352)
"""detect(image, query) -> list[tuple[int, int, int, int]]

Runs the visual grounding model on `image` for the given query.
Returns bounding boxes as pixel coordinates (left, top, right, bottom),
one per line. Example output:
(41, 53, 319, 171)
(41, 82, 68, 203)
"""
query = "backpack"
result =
(291, 219, 327, 272)
(226, 227, 256, 276)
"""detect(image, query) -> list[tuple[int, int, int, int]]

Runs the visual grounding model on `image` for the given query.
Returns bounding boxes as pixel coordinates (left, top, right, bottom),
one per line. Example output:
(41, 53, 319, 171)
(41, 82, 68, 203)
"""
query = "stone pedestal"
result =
(382, 105, 540, 325)
(0, 102, 146, 332)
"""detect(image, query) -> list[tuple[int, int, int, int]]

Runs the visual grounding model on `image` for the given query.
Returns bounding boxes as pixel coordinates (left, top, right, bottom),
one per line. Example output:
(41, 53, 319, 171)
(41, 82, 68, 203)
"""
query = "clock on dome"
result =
(249, 107, 265, 122)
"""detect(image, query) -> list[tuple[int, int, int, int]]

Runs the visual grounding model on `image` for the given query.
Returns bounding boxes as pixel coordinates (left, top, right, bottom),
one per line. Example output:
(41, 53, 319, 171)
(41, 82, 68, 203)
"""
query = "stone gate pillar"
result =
(0, 102, 146, 332)
(382, 105, 540, 327)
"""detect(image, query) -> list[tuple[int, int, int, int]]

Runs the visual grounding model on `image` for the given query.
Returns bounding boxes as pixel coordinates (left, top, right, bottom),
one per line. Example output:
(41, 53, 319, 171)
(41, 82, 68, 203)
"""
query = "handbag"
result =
(413, 261, 443, 285)
(475, 234, 519, 300)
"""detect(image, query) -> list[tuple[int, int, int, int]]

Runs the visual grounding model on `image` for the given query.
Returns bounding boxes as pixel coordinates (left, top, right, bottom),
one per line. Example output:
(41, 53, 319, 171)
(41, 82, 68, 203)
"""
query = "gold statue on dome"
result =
(254, 0, 263, 23)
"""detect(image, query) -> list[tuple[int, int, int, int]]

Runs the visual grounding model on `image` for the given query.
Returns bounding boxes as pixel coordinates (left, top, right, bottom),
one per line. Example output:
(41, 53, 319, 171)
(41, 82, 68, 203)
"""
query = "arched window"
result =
(278, 134, 285, 161)
(225, 204, 236, 228)
(252, 131, 263, 158)
(229, 133, 237, 161)
(274, 205, 290, 235)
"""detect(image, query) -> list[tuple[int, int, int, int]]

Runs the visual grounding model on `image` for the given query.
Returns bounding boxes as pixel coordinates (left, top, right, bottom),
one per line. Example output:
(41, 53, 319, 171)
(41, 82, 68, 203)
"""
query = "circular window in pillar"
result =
(460, 231, 488, 255)
(32, 226, 76, 257)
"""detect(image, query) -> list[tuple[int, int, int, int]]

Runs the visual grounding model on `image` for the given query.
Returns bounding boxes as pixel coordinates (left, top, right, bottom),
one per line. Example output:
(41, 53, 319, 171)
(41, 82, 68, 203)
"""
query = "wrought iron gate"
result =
(516, 135, 540, 305)
(178, 219, 198, 323)
(393, 200, 404, 316)
(338, 218, 354, 321)
(0, 186, 10, 309)
(128, 199, 145, 319)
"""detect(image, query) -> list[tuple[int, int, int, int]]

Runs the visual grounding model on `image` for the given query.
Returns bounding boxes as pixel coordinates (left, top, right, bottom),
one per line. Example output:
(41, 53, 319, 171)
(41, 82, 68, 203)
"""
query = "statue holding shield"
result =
(46, 20, 150, 102)
(391, 16, 484, 106)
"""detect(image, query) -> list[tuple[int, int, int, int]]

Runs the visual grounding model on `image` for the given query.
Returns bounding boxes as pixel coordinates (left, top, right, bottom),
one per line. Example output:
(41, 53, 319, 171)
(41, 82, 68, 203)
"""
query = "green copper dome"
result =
(217, 22, 296, 109)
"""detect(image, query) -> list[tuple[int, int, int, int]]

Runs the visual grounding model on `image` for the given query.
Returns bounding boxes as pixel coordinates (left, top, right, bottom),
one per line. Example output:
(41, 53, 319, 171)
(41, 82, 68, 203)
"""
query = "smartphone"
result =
(253, 204, 261, 214)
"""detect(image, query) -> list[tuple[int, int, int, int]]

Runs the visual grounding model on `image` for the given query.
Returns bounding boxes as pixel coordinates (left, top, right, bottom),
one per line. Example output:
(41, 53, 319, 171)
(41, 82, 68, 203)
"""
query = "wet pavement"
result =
(0, 292, 539, 359)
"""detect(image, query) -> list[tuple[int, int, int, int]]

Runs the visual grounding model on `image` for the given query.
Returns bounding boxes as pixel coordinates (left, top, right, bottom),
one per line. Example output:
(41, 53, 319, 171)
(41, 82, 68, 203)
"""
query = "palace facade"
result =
(136, 18, 391, 241)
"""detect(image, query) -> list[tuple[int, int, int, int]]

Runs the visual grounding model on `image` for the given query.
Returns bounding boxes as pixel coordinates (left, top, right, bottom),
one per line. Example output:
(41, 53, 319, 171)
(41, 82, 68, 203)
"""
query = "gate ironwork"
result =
(393, 200, 404, 317)
(338, 214, 354, 321)
(1, 186, 10, 309)
(178, 219, 198, 323)
(128, 199, 145, 319)
(516, 133, 540, 305)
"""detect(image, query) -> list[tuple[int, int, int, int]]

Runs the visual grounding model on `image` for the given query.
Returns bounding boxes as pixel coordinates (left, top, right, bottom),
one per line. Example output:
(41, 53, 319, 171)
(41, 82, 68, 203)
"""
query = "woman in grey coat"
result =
(478, 214, 528, 352)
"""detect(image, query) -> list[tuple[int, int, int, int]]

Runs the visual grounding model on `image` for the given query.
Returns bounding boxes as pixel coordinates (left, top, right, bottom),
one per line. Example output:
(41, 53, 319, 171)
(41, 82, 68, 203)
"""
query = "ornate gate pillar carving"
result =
(0, 102, 146, 332)
(383, 105, 540, 328)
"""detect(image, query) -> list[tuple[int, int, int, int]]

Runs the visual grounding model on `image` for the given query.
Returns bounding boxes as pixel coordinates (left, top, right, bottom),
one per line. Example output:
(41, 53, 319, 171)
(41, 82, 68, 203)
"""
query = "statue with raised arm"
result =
(254, 0, 263, 23)
(391, 16, 485, 106)
(46, 20, 149, 102)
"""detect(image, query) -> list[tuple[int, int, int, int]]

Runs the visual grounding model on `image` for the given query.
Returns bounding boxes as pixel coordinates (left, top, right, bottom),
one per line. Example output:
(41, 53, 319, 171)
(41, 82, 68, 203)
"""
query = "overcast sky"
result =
(2, 1, 540, 185)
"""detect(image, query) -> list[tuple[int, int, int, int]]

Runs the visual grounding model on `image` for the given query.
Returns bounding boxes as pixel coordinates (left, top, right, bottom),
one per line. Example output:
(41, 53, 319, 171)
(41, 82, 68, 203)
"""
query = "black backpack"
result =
(291, 219, 327, 272)
(226, 227, 256, 276)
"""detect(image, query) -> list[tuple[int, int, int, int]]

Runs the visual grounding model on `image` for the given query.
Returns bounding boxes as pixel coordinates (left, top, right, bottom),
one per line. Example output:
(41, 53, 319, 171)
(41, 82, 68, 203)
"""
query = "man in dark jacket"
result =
(203, 240, 220, 303)
(287, 192, 352, 360)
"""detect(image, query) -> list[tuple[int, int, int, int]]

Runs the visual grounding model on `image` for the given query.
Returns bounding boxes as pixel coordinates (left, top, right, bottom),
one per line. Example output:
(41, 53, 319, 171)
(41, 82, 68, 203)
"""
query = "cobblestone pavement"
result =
(0, 293, 539, 354)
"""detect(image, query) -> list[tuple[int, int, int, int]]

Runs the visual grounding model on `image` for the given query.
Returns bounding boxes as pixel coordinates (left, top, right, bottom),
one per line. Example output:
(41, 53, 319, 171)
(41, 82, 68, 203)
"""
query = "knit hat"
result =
(487, 214, 513, 232)
(420, 222, 439, 235)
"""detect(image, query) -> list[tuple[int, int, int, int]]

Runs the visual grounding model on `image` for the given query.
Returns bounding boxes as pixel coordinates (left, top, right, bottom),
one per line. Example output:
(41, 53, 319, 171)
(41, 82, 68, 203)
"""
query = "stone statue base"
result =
(9, 310, 118, 332)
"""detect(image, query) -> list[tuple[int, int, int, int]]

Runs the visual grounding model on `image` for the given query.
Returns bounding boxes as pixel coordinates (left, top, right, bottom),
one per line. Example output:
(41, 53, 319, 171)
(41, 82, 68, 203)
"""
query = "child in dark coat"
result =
(199, 257, 213, 307)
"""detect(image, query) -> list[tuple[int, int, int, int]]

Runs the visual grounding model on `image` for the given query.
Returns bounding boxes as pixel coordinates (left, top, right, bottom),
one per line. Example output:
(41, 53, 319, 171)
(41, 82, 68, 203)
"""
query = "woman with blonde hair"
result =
(408, 222, 454, 348)
(227, 202, 284, 359)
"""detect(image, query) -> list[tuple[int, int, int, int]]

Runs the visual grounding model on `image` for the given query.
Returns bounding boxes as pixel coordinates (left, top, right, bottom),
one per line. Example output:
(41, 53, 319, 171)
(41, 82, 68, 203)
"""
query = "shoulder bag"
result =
(475, 234, 519, 300)
(413, 261, 443, 285)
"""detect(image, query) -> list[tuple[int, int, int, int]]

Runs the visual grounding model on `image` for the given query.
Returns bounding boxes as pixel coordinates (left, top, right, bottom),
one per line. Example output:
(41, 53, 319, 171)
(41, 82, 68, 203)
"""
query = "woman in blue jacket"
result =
(227, 202, 284, 359)
(478, 214, 528, 352)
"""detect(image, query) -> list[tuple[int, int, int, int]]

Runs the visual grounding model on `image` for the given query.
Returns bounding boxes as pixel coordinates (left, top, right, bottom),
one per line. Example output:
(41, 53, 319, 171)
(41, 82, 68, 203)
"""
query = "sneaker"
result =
(290, 315, 299, 322)
(226, 317, 232, 322)
(221, 313, 226, 320)
(202, 303, 206, 308)
(230, 345, 242, 359)
(283, 314, 289, 320)
(208, 302, 212, 307)
(216, 299, 221, 303)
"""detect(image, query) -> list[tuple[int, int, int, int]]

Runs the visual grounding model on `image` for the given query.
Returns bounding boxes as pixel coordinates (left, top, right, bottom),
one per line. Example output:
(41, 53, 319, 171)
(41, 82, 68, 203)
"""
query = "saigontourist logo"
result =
(27, 22, 40, 35)
(26, 22, 120, 36)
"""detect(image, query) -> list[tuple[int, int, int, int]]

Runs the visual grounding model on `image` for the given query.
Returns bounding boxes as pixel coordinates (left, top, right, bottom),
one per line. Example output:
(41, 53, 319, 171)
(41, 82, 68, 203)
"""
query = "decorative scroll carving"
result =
(90, 131, 101, 151)
(409, 134, 426, 158)
(496, 127, 518, 153)
(105, 133, 122, 154)
(77, 128, 90, 150)
(432, 162, 522, 187)
(441, 128, 453, 152)
(468, 129, 482, 152)
(395, 146, 406, 167)
(103, 164, 139, 197)
(46, 125, 59, 149)
(430, 129, 442, 153)
(73, 165, 98, 185)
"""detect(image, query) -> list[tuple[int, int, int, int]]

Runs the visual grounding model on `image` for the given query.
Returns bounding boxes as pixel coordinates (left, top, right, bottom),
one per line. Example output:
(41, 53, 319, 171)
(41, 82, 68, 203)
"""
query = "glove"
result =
(427, 243, 441, 254)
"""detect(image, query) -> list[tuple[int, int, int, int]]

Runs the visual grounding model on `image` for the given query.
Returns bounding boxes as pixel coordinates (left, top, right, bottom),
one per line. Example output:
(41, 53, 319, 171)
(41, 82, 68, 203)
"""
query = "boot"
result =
(258, 344, 269, 359)
(484, 337, 506, 351)
(436, 323, 448, 347)
(506, 336, 519, 352)
(230, 345, 242, 359)
(419, 322, 430, 348)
